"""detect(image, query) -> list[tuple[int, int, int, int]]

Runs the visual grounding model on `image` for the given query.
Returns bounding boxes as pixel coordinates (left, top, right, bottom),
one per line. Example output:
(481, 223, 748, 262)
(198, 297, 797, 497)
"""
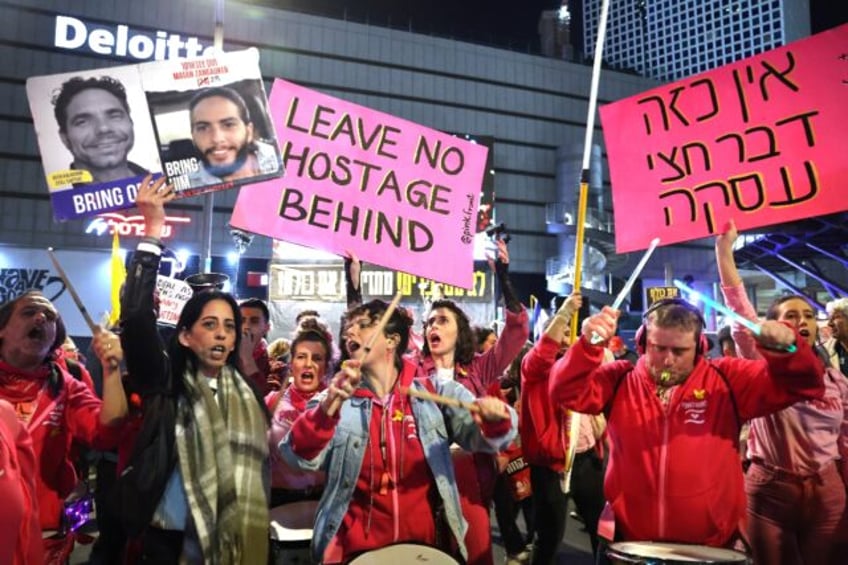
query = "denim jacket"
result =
(280, 364, 517, 563)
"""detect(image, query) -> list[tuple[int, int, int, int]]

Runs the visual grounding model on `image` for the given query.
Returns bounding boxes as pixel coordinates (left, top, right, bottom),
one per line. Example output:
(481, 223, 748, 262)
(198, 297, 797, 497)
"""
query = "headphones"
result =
(635, 298, 708, 358)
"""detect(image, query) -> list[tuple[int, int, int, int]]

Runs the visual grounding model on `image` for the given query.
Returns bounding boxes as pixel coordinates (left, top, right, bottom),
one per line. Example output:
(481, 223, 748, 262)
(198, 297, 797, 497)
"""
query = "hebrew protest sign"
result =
(26, 48, 281, 222)
(156, 275, 193, 326)
(268, 261, 492, 303)
(230, 79, 489, 289)
(600, 24, 848, 253)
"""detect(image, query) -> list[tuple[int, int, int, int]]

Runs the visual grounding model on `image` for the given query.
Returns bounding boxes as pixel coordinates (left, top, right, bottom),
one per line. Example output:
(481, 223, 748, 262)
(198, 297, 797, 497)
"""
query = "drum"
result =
(606, 542, 749, 564)
(269, 500, 318, 565)
(348, 543, 459, 564)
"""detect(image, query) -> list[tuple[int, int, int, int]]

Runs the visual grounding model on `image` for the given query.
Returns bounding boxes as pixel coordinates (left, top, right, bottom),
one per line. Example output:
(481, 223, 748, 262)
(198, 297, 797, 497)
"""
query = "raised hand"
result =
(582, 306, 620, 345)
(486, 237, 510, 271)
(135, 175, 176, 239)
(92, 328, 123, 370)
(556, 293, 583, 319)
(322, 359, 362, 415)
(715, 218, 739, 252)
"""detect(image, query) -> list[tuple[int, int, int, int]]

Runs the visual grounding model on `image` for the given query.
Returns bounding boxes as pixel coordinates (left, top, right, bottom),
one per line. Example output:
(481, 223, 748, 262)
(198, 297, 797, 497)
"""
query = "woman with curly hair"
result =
(414, 237, 529, 565)
(281, 299, 516, 563)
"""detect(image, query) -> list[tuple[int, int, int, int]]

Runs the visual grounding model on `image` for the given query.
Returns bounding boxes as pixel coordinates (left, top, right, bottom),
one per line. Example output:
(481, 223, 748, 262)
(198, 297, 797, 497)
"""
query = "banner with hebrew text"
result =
(600, 24, 848, 253)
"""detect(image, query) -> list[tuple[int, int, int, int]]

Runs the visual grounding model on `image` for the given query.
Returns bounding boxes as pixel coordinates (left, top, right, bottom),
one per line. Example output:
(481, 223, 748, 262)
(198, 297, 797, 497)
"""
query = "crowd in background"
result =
(1, 179, 846, 564)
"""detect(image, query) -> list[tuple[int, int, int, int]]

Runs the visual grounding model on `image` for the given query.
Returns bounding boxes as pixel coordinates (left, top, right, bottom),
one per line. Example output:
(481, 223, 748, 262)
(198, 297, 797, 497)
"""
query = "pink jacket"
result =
(722, 283, 848, 482)
(413, 307, 529, 396)
(266, 386, 326, 491)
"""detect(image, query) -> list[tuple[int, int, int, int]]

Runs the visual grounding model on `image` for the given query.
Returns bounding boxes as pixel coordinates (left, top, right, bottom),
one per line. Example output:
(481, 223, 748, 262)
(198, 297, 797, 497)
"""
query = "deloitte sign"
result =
(54, 15, 214, 61)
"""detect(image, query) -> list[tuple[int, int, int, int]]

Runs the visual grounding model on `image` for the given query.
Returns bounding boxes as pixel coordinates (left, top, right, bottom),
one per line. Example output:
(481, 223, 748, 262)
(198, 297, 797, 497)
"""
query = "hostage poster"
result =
(26, 47, 282, 222)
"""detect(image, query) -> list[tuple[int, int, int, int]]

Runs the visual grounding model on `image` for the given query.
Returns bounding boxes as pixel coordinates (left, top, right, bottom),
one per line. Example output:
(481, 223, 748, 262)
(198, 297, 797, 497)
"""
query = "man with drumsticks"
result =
(280, 299, 517, 564)
(548, 298, 825, 558)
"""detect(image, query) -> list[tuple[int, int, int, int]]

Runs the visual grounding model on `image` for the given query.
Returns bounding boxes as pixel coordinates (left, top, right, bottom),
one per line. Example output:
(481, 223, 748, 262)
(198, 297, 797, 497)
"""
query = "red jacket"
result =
(0, 361, 122, 531)
(246, 339, 272, 395)
(520, 334, 568, 470)
(549, 331, 824, 547)
(0, 400, 43, 565)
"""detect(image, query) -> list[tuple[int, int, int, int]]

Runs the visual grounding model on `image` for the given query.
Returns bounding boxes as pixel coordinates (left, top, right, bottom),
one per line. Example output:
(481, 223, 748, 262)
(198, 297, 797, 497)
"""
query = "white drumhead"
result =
(348, 544, 459, 564)
(609, 542, 747, 563)
(269, 500, 318, 542)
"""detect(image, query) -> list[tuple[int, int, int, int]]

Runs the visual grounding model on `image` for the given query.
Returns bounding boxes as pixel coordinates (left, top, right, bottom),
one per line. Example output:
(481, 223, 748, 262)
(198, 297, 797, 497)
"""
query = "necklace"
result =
(656, 385, 674, 404)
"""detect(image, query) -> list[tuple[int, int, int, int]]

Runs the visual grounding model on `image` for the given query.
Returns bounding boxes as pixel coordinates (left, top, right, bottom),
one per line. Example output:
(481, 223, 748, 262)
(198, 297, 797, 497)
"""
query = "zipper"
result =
(388, 393, 400, 541)
(657, 389, 672, 538)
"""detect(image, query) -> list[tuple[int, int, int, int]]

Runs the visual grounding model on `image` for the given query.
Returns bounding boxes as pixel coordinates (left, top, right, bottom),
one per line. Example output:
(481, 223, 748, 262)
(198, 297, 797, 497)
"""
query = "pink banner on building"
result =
(600, 24, 848, 253)
(231, 79, 488, 288)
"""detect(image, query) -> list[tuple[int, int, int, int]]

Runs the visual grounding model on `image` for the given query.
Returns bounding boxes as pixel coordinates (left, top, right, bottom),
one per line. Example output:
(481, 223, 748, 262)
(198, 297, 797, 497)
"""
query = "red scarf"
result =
(0, 360, 51, 424)
(287, 385, 323, 411)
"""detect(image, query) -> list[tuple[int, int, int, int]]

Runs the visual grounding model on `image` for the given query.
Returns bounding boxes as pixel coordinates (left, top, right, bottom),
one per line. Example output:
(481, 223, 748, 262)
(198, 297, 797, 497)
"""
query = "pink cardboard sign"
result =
(231, 79, 488, 289)
(600, 24, 848, 253)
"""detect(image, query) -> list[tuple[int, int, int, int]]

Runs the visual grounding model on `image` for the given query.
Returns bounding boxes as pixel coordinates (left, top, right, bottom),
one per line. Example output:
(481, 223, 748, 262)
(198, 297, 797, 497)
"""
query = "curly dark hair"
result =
(52, 76, 131, 133)
(421, 300, 476, 365)
(344, 299, 413, 372)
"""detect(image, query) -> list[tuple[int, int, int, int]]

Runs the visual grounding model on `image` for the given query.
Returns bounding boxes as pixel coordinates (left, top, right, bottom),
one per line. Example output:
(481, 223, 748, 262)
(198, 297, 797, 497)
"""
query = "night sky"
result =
(249, 0, 847, 53)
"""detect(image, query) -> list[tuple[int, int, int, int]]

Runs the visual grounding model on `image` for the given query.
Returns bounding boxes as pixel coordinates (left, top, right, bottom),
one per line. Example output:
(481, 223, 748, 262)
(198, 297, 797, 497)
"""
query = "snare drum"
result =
(348, 543, 459, 564)
(606, 542, 749, 564)
(269, 500, 318, 565)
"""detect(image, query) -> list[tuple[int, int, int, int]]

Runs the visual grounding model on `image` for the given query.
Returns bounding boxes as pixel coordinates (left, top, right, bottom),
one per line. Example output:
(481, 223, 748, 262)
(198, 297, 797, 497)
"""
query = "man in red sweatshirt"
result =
(549, 299, 824, 554)
(238, 297, 273, 394)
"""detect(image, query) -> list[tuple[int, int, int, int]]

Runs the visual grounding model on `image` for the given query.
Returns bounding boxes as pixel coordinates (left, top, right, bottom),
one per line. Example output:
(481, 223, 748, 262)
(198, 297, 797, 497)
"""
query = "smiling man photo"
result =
(52, 76, 148, 185)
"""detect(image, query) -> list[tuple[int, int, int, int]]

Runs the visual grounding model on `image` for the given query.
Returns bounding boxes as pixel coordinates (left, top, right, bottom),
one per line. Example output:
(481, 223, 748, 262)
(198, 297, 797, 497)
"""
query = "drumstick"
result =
(403, 386, 481, 414)
(47, 248, 118, 370)
(590, 237, 660, 344)
(326, 291, 403, 417)
(673, 278, 797, 353)
(47, 247, 98, 334)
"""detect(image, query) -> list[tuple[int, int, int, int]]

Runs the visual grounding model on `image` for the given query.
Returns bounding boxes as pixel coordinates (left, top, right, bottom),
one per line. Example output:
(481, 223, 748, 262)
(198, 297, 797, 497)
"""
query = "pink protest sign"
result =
(600, 24, 848, 253)
(231, 79, 488, 288)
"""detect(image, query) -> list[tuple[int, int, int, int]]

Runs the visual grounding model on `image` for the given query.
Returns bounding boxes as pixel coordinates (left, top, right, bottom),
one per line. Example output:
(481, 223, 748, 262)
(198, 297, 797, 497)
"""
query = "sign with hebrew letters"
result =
(600, 24, 848, 253)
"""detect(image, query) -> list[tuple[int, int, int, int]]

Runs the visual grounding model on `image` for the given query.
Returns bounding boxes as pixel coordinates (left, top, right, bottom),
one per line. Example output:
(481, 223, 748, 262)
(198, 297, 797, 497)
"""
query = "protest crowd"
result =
(3, 18, 847, 565)
(1, 172, 846, 565)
